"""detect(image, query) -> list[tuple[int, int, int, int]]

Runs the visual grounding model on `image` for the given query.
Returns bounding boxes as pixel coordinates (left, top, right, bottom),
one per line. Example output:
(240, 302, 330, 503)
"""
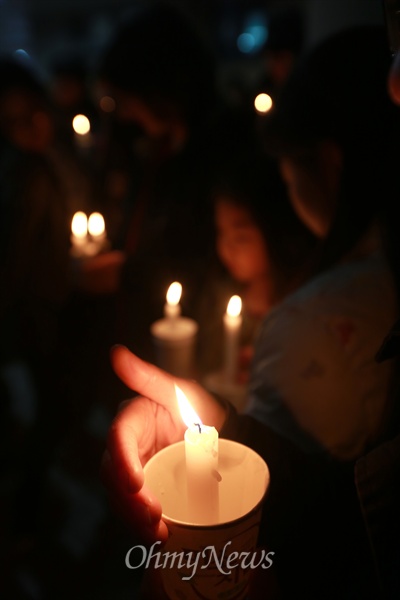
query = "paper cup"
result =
(150, 317, 198, 378)
(143, 439, 270, 600)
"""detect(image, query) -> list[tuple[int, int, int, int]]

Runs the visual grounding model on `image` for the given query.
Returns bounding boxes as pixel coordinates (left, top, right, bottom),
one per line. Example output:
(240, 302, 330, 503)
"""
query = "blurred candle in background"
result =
(88, 212, 106, 242)
(71, 211, 88, 255)
(151, 282, 198, 378)
(223, 295, 242, 384)
(72, 113, 92, 149)
(254, 93, 273, 114)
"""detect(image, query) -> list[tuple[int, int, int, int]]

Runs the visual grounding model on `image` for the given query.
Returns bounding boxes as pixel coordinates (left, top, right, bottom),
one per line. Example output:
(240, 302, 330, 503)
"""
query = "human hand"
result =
(101, 345, 227, 544)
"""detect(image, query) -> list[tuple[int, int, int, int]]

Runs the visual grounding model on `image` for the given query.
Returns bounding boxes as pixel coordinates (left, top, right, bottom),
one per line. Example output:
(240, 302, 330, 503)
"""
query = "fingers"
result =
(107, 401, 145, 493)
(111, 345, 177, 409)
(110, 345, 227, 430)
(101, 449, 168, 544)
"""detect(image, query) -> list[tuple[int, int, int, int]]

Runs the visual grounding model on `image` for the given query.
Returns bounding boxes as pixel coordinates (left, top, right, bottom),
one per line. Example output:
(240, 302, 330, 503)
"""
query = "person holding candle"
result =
(102, 26, 400, 599)
(204, 26, 399, 461)
(197, 115, 317, 381)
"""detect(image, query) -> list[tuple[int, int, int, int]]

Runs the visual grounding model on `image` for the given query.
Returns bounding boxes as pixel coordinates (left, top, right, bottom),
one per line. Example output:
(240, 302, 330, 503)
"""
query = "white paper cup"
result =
(150, 317, 198, 378)
(143, 439, 270, 600)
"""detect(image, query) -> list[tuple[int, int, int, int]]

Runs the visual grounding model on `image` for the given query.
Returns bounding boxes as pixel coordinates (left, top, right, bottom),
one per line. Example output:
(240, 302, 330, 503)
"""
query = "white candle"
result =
(175, 384, 219, 524)
(223, 295, 242, 384)
(164, 281, 182, 319)
(151, 282, 197, 378)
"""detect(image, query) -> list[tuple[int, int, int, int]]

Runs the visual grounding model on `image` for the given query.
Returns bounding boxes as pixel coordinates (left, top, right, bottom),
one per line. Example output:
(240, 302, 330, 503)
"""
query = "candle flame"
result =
(175, 384, 202, 428)
(73, 114, 91, 135)
(227, 295, 242, 317)
(71, 211, 88, 237)
(166, 282, 182, 306)
(88, 212, 105, 236)
(254, 93, 273, 114)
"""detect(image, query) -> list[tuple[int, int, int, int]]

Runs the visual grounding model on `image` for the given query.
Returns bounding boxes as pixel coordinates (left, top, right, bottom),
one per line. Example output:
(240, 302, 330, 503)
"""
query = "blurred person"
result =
(96, 1, 221, 361)
(101, 25, 400, 599)
(50, 57, 99, 150)
(0, 58, 94, 220)
(197, 115, 316, 379)
(348, 3, 400, 597)
(0, 59, 126, 597)
(249, 24, 399, 459)
(0, 85, 71, 555)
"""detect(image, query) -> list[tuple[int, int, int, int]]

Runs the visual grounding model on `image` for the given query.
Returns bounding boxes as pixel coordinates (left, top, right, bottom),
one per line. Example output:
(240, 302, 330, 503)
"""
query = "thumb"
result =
(110, 345, 227, 430)
(111, 345, 178, 410)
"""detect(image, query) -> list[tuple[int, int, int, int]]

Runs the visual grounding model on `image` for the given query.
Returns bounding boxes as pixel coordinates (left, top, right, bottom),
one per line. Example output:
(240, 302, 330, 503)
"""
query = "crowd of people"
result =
(1, 1, 400, 599)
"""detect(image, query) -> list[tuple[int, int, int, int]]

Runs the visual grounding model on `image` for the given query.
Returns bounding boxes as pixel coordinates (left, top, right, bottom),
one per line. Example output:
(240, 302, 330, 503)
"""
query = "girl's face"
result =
(215, 196, 270, 283)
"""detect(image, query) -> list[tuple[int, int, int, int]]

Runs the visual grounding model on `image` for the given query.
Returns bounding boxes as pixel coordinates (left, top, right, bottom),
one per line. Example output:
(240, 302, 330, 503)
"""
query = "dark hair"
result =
(262, 25, 400, 273)
(99, 1, 216, 128)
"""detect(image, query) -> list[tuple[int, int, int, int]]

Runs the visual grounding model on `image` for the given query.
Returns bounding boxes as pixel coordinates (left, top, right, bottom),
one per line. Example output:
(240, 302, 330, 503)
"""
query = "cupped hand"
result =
(101, 345, 226, 544)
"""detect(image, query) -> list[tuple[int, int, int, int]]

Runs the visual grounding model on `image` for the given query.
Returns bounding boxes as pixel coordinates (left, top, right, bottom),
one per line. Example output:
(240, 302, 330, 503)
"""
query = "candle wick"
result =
(194, 423, 202, 434)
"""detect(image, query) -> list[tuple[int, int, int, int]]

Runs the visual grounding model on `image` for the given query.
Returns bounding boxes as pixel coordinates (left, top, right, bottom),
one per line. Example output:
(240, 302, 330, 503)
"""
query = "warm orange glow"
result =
(72, 114, 91, 135)
(71, 211, 88, 237)
(99, 96, 116, 112)
(166, 281, 182, 306)
(88, 212, 105, 237)
(254, 93, 273, 114)
(175, 384, 201, 428)
(227, 295, 242, 318)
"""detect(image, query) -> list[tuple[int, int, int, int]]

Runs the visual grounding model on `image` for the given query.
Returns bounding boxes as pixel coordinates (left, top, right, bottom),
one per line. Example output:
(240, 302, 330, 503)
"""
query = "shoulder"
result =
(260, 254, 396, 338)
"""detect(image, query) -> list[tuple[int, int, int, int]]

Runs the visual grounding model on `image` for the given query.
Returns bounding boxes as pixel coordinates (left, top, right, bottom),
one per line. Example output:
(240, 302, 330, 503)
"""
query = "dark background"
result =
(0, 1, 387, 599)
(0, 0, 384, 100)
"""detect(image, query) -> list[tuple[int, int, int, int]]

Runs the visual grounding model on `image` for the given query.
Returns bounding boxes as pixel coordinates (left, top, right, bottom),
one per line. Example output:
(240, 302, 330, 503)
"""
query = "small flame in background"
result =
(71, 211, 88, 237)
(88, 212, 105, 237)
(254, 93, 273, 114)
(73, 114, 91, 135)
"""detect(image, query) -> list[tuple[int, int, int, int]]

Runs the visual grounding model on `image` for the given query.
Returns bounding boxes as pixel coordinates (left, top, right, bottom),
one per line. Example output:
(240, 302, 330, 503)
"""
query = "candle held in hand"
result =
(176, 384, 219, 524)
(223, 295, 242, 384)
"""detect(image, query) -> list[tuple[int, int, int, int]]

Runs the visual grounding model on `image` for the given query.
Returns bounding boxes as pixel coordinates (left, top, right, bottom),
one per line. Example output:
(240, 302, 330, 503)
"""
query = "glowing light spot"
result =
(227, 295, 242, 318)
(71, 211, 88, 238)
(237, 33, 256, 53)
(88, 212, 105, 237)
(72, 114, 91, 135)
(254, 93, 273, 114)
(166, 281, 182, 306)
